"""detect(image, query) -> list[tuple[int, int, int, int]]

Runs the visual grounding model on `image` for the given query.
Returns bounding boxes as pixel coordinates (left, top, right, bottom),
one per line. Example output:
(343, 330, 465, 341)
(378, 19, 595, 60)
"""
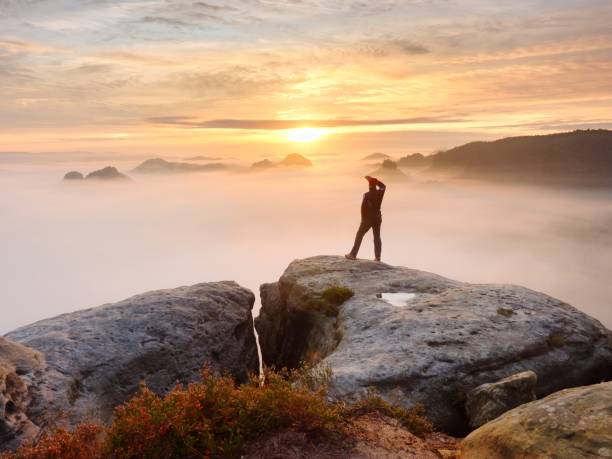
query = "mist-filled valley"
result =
(2, 150, 612, 334)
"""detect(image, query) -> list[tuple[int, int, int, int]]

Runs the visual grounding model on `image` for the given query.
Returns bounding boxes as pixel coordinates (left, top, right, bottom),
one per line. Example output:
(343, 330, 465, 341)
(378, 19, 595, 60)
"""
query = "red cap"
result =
(366, 176, 378, 186)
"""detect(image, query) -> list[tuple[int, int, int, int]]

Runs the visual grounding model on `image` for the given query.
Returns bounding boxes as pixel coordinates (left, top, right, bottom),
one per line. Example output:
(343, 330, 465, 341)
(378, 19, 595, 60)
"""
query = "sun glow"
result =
(285, 127, 326, 143)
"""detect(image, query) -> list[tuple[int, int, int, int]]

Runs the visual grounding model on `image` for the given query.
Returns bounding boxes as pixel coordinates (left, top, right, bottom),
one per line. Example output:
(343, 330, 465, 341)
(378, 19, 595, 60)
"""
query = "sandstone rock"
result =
(255, 256, 612, 433)
(465, 370, 537, 429)
(0, 338, 44, 451)
(2, 281, 258, 450)
(461, 381, 612, 458)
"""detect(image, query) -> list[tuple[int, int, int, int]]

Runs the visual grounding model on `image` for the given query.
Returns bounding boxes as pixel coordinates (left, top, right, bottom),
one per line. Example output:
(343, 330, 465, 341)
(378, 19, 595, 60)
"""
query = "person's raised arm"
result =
(376, 179, 386, 193)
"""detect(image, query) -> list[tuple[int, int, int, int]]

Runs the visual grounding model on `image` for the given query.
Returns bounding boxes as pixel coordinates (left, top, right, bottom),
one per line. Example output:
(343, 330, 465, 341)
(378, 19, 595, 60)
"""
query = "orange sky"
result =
(1, 0, 611, 155)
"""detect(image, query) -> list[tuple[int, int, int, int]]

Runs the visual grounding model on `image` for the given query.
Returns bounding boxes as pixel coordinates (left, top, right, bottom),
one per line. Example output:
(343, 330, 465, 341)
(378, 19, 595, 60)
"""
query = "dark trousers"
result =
(350, 219, 382, 259)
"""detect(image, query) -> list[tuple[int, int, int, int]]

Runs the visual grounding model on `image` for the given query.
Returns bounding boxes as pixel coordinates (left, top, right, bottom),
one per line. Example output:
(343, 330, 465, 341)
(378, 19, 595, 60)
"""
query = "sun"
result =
(285, 127, 326, 143)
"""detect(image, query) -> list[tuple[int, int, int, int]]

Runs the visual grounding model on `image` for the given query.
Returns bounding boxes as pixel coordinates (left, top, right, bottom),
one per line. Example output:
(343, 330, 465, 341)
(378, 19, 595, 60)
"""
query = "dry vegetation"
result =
(2, 364, 436, 459)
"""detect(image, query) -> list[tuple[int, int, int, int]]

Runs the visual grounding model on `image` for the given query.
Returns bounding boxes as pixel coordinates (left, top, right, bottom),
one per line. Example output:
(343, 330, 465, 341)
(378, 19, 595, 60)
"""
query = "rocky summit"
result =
(1, 281, 258, 451)
(255, 256, 612, 434)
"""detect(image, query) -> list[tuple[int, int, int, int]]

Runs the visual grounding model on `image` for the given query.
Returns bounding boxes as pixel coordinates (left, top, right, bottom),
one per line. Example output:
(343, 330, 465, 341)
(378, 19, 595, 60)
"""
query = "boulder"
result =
(2, 281, 258, 450)
(465, 370, 537, 429)
(461, 382, 612, 458)
(0, 338, 44, 451)
(255, 256, 612, 434)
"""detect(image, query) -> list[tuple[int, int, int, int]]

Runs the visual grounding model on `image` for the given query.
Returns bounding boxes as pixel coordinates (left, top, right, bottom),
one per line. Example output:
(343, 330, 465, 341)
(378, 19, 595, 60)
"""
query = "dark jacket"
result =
(360, 180, 386, 221)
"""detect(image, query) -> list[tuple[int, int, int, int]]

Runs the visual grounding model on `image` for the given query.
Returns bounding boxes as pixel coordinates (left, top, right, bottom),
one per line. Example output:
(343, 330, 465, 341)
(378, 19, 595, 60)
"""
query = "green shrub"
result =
(304, 298, 339, 317)
(302, 286, 354, 317)
(321, 286, 354, 305)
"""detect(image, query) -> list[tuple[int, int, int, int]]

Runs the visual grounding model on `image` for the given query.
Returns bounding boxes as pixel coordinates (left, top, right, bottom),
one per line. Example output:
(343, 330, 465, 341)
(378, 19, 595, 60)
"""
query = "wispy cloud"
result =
(356, 38, 429, 57)
(146, 116, 465, 129)
(0, 0, 611, 146)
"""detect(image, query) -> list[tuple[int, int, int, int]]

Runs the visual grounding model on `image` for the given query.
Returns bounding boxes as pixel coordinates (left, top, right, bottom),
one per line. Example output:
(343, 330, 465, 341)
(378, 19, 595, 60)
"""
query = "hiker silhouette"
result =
(346, 176, 386, 261)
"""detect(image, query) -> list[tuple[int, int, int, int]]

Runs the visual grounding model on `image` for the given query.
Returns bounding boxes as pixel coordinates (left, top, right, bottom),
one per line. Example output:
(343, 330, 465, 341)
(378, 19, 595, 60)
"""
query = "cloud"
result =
(357, 38, 429, 57)
(141, 15, 191, 28)
(0, 39, 66, 56)
(91, 50, 172, 65)
(192, 2, 237, 13)
(146, 116, 464, 129)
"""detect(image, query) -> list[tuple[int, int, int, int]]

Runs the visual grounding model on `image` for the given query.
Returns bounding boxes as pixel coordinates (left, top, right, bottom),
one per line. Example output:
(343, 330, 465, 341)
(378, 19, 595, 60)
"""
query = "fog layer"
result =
(1, 155, 611, 333)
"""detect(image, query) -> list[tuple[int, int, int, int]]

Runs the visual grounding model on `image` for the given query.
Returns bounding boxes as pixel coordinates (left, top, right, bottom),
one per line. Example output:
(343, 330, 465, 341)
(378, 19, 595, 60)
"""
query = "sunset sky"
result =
(1, 0, 612, 155)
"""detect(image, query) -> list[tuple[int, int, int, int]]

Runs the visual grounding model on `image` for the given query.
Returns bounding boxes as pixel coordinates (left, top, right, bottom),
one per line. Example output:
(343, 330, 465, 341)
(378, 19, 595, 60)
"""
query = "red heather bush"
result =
(104, 366, 341, 458)
(2, 424, 103, 459)
(1, 365, 431, 459)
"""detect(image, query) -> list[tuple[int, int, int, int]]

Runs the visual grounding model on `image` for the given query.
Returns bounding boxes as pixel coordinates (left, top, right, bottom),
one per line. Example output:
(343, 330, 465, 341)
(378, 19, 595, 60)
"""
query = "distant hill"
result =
(63, 166, 130, 181)
(133, 158, 227, 174)
(85, 166, 130, 181)
(279, 153, 312, 167)
(398, 153, 432, 167)
(184, 155, 223, 161)
(362, 152, 391, 161)
(250, 154, 313, 170)
(368, 159, 408, 181)
(430, 130, 612, 186)
(251, 159, 276, 170)
(63, 171, 84, 180)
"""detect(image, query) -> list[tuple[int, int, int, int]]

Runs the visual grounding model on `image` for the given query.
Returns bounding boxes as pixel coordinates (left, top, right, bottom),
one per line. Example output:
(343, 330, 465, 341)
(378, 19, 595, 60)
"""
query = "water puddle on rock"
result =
(377, 292, 418, 306)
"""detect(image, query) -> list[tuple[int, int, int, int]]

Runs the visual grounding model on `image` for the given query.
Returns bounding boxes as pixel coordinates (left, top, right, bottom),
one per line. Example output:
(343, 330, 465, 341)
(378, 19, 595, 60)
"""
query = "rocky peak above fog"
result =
(255, 255, 612, 434)
(132, 158, 227, 174)
(250, 153, 313, 170)
(85, 166, 130, 180)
